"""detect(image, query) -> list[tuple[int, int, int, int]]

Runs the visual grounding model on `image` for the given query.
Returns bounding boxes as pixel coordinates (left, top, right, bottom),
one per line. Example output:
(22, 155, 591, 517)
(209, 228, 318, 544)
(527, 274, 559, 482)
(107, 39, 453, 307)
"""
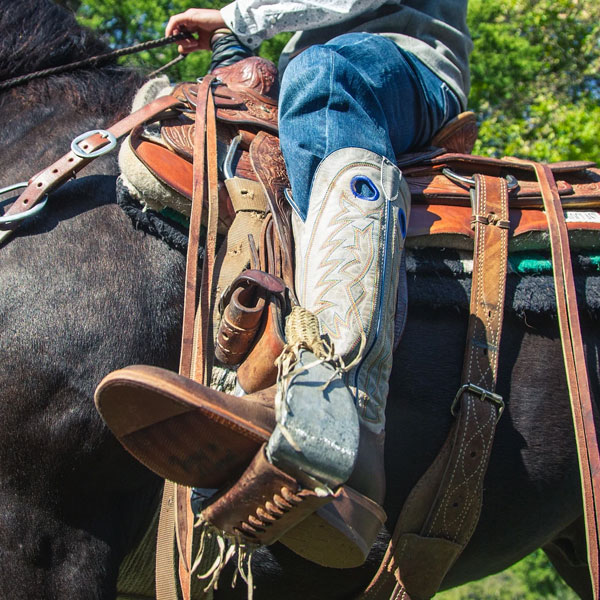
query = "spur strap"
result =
(363, 174, 510, 600)
(0, 95, 183, 245)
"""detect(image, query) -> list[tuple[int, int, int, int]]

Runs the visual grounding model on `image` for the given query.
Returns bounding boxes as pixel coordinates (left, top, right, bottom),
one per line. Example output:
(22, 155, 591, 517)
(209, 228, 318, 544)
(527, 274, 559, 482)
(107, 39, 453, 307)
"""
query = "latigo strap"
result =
(510, 158, 600, 599)
(362, 174, 510, 600)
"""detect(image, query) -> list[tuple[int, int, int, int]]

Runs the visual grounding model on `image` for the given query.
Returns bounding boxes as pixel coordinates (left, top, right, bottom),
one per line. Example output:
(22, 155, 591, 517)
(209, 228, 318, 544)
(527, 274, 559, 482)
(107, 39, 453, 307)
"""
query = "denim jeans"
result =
(279, 32, 461, 220)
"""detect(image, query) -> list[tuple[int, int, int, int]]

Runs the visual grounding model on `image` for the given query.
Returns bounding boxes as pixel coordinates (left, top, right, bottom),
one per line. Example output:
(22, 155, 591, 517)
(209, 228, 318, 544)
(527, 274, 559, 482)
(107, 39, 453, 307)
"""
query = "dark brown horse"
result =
(0, 2, 598, 598)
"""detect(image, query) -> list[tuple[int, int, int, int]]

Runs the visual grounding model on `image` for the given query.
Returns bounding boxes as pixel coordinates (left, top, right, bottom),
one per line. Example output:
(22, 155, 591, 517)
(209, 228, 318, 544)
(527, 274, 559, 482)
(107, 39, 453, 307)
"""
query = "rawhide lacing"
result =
(235, 485, 305, 538)
(192, 518, 257, 599)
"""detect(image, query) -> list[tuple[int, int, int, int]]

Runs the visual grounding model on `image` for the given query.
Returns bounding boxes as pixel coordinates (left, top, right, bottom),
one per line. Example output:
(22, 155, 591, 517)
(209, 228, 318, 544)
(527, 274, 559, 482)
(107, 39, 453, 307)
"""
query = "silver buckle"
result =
(71, 129, 117, 159)
(0, 182, 48, 225)
(451, 383, 505, 420)
(442, 167, 518, 191)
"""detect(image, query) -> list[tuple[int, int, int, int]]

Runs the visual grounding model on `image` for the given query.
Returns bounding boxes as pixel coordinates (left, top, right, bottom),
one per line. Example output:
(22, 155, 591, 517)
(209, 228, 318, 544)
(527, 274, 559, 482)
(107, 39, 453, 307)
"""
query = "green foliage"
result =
(74, 0, 294, 78)
(257, 32, 293, 64)
(76, 0, 229, 80)
(438, 550, 579, 600)
(468, 0, 600, 162)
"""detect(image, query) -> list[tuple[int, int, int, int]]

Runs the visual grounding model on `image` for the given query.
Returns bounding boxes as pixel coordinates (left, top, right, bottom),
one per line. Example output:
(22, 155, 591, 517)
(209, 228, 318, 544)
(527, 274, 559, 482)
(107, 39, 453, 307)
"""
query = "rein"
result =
(0, 32, 191, 91)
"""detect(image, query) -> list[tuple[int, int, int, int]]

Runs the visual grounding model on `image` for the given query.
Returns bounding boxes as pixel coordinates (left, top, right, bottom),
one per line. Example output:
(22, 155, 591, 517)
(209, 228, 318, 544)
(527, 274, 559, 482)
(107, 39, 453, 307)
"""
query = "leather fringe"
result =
(192, 517, 258, 600)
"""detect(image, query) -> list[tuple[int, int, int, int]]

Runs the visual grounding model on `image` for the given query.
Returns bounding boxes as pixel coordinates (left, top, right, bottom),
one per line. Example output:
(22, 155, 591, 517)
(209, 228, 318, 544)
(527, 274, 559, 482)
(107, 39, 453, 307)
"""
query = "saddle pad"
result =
(405, 247, 600, 316)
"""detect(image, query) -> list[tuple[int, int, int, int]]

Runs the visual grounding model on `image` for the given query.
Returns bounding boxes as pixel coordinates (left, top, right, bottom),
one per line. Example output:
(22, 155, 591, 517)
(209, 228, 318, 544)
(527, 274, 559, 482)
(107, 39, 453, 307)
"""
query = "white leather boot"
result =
(271, 148, 410, 567)
(294, 147, 410, 435)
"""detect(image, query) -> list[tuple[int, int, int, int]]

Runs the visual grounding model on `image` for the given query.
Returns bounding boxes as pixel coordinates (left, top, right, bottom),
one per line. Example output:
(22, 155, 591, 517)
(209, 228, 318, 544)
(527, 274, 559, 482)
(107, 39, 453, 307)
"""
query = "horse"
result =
(0, 2, 598, 599)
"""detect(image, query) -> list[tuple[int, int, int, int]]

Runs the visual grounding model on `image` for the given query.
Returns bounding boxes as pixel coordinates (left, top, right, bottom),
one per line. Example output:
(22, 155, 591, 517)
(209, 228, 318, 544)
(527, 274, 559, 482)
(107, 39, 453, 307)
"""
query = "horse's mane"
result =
(0, 0, 144, 116)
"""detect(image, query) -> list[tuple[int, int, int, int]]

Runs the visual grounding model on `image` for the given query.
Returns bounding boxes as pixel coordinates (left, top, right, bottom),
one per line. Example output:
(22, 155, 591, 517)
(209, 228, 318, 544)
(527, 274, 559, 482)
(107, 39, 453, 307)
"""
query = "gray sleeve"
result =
(220, 0, 394, 48)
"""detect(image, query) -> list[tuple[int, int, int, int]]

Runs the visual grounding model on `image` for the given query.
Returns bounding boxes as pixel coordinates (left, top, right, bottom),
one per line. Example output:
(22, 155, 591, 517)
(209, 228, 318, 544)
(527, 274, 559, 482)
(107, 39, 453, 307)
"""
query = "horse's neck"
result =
(0, 92, 121, 188)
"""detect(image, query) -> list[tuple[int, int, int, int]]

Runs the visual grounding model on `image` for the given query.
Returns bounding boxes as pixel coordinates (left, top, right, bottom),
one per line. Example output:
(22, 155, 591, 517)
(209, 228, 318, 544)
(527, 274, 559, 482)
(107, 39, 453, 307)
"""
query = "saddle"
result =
(5, 49, 600, 600)
(123, 71, 600, 256)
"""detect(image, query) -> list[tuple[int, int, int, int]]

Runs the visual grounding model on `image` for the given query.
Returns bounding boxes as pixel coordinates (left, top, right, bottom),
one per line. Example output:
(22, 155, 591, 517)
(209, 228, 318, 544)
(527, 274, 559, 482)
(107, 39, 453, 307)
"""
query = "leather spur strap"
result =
(363, 174, 510, 600)
(507, 158, 600, 599)
(0, 95, 183, 245)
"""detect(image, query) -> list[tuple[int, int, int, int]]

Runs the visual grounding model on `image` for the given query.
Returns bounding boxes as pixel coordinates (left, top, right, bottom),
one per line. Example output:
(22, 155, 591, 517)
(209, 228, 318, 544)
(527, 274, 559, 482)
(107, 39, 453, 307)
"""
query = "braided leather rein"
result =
(0, 32, 191, 91)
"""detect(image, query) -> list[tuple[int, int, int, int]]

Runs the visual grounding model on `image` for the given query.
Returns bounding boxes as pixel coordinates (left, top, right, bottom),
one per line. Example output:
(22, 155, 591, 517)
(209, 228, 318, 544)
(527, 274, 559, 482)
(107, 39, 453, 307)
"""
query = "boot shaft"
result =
(293, 148, 410, 431)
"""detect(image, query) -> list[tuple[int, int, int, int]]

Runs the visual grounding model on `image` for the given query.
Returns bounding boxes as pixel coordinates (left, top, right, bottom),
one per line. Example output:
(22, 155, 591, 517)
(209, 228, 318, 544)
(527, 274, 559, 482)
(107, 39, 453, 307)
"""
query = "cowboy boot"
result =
(95, 365, 276, 489)
(94, 148, 408, 566)
(292, 147, 409, 433)
(94, 362, 384, 566)
(275, 147, 410, 564)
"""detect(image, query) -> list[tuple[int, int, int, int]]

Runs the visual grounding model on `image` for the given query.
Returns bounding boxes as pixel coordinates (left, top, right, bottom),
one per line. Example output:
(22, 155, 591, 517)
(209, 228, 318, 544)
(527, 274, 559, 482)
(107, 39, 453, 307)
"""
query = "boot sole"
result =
(281, 485, 387, 568)
(95, 365, 271, 489)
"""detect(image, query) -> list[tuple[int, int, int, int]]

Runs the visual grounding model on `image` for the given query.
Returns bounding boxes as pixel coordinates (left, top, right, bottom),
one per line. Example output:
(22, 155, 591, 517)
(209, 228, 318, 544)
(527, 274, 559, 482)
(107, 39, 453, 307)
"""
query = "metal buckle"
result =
(451, 383, 505, 420)
(194, 76, 223, 87)
(0, 182, 48, 225)
(70, 129, 117, 159)
(442, 167, 518, 191)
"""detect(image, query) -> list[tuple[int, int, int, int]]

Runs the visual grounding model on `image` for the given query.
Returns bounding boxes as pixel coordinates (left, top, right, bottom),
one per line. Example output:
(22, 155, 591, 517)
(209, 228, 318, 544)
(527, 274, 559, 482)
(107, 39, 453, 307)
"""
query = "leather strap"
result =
(191, 78, 220, 386)
(212, 177, 269, 318)
(0, 95, 183, 245)
(155, 481, 178, 600)
(155, 76, 217, 600)
(363, 174, 509, 600)
(249, 132, 294, 290)
(185, 74, 218, 600)
(507, 158, 600, 598)
(179, 75, 214, 379)
(175, 483, 195, 600)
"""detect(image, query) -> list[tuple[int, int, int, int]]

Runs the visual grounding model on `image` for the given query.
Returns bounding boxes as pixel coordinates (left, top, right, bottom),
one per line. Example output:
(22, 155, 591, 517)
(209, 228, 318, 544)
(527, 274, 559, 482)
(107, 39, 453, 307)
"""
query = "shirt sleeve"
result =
(220, 0, 393, 49)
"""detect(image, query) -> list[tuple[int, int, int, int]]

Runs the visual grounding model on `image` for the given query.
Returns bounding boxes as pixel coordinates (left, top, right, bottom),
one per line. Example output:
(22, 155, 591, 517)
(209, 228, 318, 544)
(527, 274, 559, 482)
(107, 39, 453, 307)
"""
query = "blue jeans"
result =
(279, 33, 461, 220)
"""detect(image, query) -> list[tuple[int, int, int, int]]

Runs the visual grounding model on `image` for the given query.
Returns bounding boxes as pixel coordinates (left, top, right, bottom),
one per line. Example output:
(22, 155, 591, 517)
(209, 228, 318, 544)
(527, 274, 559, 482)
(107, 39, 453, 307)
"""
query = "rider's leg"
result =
(275, 33, 460, 505)
(279, 33, 461, 220)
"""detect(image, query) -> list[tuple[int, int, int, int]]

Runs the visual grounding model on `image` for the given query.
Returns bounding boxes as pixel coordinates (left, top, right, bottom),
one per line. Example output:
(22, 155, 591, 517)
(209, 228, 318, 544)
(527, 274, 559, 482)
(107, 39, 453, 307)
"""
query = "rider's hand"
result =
(166, 8, 227, 54)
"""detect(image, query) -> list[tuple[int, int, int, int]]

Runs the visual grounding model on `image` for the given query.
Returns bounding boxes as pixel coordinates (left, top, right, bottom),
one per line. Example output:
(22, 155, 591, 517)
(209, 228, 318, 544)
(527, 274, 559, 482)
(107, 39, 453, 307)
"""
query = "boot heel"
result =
(279, 485, 386, 568)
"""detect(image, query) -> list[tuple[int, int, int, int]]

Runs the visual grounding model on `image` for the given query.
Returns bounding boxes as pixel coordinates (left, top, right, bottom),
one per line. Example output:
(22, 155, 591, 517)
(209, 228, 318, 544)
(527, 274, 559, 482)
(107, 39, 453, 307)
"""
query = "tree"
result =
(467, 0, 600, 162)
